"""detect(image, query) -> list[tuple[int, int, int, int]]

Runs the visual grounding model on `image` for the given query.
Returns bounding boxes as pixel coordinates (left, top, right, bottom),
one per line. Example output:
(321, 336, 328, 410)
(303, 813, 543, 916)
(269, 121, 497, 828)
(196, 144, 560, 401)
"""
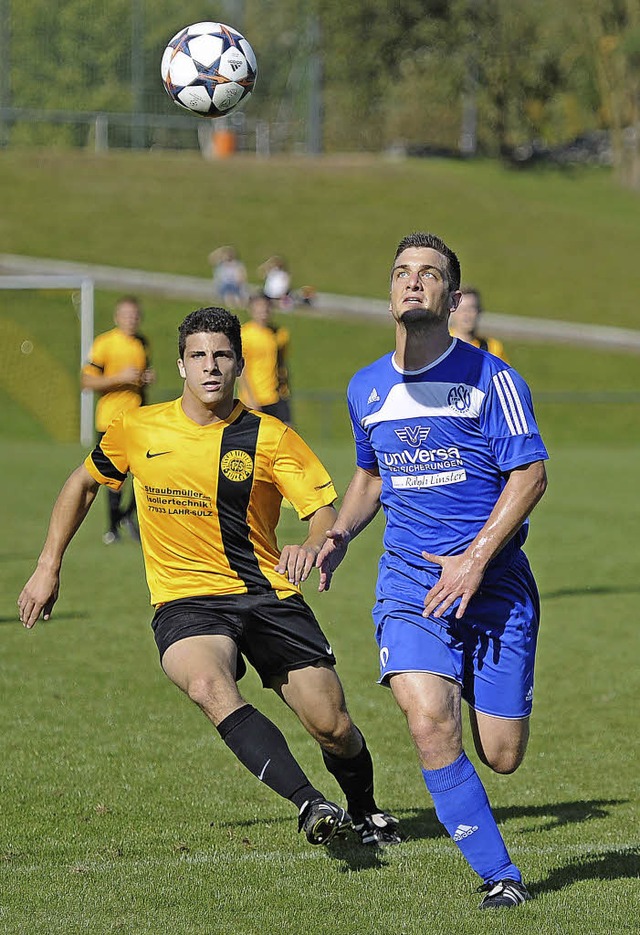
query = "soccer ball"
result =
(161, 22, 257, 118)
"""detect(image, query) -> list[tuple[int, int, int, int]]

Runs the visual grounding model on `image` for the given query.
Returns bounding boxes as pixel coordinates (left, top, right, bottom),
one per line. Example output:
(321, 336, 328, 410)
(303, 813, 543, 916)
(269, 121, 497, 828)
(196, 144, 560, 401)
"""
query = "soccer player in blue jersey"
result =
(317, 232, 548, 909)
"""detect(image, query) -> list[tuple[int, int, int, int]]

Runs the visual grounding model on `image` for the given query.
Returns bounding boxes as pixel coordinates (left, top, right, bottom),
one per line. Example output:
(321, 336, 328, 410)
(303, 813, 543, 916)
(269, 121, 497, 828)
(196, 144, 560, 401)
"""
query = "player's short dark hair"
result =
(460, 284, 483, 312)
(178, 307, 242, 361)
(249, 292, 272, 307)
(116, 295, 141, 309)
(393, 232, 461, 291)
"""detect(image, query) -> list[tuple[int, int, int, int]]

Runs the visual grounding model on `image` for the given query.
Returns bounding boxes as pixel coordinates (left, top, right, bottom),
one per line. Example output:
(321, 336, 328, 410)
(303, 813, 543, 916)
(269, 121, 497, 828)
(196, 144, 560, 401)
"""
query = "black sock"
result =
(321, 730, 378, 818)
(217, 704, 322, 810)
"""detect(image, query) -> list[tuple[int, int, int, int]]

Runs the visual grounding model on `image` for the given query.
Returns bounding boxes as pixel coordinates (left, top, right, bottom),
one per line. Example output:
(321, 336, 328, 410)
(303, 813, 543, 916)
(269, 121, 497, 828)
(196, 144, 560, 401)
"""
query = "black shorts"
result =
(151, 591, 336, 687)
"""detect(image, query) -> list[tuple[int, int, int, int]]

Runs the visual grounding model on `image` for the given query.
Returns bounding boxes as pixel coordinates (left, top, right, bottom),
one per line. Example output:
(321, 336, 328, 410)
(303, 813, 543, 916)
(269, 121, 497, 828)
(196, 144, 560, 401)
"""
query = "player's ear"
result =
(449, 290, 462, 313)
(177, 357, 186, 379)
(236, 356, 245, 377)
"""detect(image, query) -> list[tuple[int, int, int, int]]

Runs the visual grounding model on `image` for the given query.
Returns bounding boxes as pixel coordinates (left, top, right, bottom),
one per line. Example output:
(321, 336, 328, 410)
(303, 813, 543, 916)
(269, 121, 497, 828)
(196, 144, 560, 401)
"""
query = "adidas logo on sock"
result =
(453, 823, 479, 842)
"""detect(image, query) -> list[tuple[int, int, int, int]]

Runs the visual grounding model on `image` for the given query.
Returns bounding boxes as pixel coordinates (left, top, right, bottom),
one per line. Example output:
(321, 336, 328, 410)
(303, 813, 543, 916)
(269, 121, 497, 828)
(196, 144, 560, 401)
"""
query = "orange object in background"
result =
(213, 129, 236, 158)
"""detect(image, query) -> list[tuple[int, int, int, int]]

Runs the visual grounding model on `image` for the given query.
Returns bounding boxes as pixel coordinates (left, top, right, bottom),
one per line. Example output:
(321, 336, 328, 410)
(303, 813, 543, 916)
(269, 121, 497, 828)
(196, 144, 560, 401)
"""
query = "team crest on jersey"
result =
(448, 385, 471, 412)
(394, 425, 431, 447)
(221, 449, 254, 482)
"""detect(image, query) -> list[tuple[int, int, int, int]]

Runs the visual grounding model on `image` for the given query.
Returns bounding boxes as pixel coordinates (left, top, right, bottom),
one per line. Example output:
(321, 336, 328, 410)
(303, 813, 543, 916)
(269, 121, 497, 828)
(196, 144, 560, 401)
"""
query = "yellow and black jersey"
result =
(239, 321, 290, 407)
(83, 328, 150, 431)
(470, 335, 509, 363)
(84, 398, 337, 605)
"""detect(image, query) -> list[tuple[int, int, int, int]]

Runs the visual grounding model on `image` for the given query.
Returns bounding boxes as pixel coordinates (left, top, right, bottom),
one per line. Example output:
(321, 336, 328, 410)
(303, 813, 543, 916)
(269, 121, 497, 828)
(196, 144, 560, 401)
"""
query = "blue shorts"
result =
(372, 551, 540, 718)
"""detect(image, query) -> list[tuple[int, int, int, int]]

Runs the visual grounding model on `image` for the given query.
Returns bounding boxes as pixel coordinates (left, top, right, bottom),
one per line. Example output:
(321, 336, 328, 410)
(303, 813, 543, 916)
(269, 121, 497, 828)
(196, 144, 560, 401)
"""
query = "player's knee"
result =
(407, 711, 461, 764)
(483, 746, 526, 775)
(310, 710, 354, 753)
(185, 673, 238, 718)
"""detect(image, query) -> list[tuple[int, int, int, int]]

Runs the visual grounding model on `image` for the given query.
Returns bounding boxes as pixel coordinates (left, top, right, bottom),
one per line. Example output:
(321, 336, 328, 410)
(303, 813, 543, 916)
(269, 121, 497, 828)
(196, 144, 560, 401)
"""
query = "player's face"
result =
(178, 332, 243, 416)
(390, 247, 459, 325)
(115, 301, 141, 336)
(250, 297, 271, 326)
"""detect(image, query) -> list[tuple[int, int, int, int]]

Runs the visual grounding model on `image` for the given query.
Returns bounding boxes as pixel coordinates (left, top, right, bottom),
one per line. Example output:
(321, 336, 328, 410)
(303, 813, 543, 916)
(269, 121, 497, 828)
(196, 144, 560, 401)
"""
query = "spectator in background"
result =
(449, 286, 509, 362)
(238, 293, 292, 425)
(209, 246, 248, 310)
(81, 295, 155, 544)
(259, 255, 293, 310)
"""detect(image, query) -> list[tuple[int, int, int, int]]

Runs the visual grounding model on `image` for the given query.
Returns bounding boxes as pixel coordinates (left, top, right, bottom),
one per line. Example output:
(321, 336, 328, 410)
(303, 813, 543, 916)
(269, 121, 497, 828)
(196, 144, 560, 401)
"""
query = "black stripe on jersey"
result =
(217, 409, 272, 592)
(91, 445, 127, 482)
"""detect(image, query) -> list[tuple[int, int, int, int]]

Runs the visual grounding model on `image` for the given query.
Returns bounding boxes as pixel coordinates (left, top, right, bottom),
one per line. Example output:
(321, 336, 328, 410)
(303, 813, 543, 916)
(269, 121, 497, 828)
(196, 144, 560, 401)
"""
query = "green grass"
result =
(1, 434, 639, 934)
(0, 149, 639, 327)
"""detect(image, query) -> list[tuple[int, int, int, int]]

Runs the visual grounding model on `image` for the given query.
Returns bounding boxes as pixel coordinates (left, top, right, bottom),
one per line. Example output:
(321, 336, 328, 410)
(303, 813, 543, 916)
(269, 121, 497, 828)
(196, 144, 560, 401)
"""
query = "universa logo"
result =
(453, 823, 479, 842)
(367, 387, 380, 404)
(394, 425, 431, 447)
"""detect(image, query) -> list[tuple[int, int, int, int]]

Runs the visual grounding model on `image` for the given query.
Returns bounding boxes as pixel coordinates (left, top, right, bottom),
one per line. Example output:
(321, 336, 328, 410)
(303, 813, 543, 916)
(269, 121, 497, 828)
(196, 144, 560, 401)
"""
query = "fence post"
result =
(94, 114, 109, 153)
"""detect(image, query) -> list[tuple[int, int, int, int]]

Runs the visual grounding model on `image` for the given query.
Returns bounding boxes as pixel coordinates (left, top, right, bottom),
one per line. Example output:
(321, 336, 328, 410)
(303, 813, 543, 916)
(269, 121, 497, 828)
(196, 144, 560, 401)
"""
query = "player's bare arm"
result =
(423, 460, 548, 620)
(18, 465, 100, 629)
(276, 504, 338, 587)
(316, 467, 383, 592)
(81, 366, 143, 392)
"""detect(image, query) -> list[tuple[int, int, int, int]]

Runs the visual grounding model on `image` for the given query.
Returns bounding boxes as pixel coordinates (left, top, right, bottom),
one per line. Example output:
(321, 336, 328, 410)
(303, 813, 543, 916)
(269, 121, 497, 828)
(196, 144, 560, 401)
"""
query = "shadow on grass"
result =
(394, 798, 626, 844)
(0, 611, 89, 624)
(532, 846, 640, 895)
(208, 799, 627, 874)
(212, 798, 624, 842)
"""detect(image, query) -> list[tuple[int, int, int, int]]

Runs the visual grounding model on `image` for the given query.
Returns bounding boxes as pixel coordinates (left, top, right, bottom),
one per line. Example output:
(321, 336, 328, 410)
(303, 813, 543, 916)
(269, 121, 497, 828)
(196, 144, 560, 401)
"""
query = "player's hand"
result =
(316, 529, 351, 593)
(17, 567, 60, 629)
(275, 544, 319, 587)
(118, 366, 143, 387)
(422, 550, 485, 620)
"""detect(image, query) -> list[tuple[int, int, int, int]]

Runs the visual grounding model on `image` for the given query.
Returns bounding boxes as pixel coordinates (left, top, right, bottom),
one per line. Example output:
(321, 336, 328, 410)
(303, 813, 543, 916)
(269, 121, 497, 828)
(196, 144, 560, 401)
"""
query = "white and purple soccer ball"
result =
(161, 22, 257, 118)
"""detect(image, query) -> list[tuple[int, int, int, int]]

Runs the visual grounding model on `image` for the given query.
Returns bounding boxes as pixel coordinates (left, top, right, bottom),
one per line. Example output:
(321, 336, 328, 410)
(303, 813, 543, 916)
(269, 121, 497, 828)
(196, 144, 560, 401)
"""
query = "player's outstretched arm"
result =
(18, 465, 100, 629)
(316, 467, 382, 592)
(423, 460, 548, 620)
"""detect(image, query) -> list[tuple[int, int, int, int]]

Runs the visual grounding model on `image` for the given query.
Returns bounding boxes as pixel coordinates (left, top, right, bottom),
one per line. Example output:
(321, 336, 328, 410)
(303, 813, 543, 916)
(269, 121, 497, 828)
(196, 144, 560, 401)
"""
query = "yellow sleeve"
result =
(273, 427, 337, 520)
(82, 334, 106, 376)
(83, 413, 129, 491)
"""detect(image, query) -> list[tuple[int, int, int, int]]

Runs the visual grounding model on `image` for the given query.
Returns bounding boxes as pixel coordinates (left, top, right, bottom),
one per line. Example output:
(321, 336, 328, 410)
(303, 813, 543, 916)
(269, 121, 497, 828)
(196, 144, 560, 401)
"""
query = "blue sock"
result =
(422, 752, 520, 884)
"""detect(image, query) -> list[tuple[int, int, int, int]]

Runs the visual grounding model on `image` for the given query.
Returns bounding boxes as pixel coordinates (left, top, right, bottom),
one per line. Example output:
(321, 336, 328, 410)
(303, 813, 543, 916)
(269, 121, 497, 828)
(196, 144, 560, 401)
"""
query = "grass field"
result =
(1, 432, 639, 934)
(1, 148, 639, 931)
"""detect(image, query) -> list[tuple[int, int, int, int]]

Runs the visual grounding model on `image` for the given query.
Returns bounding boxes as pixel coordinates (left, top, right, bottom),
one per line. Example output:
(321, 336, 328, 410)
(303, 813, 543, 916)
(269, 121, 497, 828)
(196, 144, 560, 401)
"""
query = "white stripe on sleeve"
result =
(493, 371, 529, 435)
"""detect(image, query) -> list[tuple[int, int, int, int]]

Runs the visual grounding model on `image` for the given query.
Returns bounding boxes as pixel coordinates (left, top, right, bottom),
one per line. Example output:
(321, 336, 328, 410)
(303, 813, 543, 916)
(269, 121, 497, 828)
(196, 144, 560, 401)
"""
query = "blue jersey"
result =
(347, 339, 548, 584)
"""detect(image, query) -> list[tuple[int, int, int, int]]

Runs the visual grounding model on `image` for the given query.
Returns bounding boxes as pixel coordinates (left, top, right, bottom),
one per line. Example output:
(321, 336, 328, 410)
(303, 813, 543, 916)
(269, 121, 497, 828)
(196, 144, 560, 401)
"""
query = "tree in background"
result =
(3, 0, 640, 187)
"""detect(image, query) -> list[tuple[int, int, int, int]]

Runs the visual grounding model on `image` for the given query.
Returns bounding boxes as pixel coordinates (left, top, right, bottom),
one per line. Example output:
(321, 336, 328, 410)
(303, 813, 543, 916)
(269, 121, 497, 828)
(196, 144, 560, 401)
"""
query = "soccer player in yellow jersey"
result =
(18, 307, 401, 848)
(448, 287, 509, 362)
(81, 296, 155, 544)
(238, 293, 292, 425)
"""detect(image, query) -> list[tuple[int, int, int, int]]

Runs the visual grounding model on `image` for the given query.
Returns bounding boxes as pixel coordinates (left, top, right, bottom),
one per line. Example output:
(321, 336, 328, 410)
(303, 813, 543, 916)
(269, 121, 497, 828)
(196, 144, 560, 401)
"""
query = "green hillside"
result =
(1, 149, 639, 328)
